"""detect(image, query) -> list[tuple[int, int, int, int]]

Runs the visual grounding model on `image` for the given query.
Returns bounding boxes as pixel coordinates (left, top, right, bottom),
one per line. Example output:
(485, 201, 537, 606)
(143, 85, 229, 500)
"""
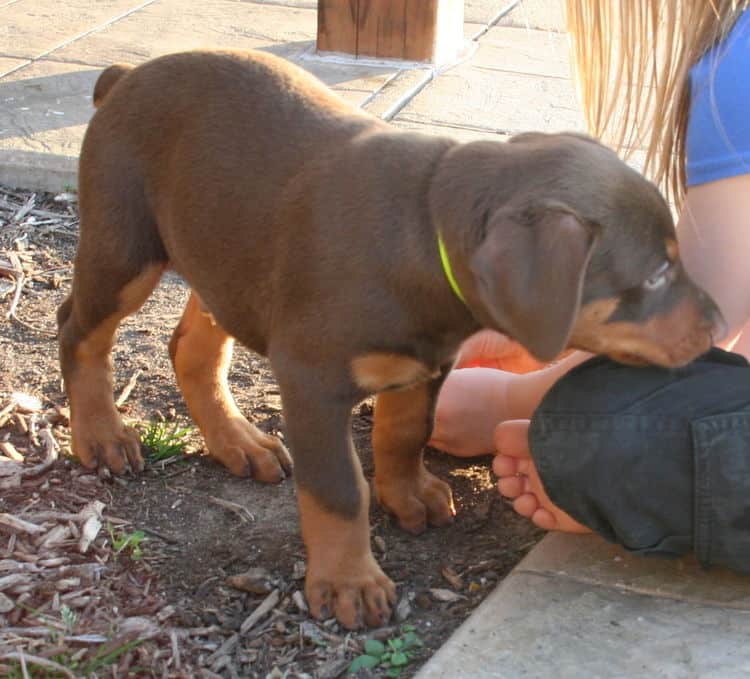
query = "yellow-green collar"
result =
(437, 232, 467, 305)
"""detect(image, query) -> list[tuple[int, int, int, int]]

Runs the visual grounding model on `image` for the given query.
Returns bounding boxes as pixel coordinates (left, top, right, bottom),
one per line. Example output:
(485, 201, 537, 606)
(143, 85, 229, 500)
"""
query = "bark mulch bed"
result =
(0, 184, 542, 678)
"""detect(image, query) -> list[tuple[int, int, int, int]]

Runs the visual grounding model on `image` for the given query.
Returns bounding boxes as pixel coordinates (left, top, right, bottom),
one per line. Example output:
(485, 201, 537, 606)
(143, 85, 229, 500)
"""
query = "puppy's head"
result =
(434, 132, 722, 367)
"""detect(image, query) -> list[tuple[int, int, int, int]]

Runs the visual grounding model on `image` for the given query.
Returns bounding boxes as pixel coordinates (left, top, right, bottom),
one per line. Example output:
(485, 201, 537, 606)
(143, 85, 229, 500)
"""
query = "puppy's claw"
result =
(74, 421, 144, 477)
(306, 566, 396, 630)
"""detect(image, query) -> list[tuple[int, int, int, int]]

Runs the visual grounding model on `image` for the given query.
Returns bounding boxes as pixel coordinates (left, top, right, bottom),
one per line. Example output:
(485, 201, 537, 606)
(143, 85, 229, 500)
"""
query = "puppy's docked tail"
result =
(93, 64, 134, 107)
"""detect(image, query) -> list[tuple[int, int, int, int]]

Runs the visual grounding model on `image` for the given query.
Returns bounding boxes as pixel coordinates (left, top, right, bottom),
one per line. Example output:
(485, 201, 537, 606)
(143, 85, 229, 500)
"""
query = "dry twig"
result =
(207, 496, 255, 523)
(115, 369, 142, 408)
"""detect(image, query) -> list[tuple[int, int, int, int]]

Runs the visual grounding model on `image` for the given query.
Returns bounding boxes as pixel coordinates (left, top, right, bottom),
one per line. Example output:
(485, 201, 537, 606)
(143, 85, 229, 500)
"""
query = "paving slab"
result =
(394, 38, 584, 136)
(498, 0, 566, 32)
(362, 70, 431, 120)
(0, 0, 149, 60)
(519, 533, 750, 609)
(0, 57, 27, 78)
(465, 0, 519, 25)
(0, 60, 98, 190)
(237, 0, 317, 7)
(46, 0, 319, 66)
(478, 25, 570, 79)
(417, 566, 750, 679)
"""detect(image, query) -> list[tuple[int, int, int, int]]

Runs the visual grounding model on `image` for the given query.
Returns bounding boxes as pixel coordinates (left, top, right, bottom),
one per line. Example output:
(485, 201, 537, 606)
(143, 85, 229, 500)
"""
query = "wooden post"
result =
(317, 0, 464, 65)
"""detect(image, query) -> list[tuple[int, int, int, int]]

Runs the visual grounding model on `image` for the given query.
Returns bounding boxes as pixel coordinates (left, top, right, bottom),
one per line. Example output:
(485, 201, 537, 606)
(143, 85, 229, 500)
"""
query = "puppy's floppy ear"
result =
(470, 204, 598, 361)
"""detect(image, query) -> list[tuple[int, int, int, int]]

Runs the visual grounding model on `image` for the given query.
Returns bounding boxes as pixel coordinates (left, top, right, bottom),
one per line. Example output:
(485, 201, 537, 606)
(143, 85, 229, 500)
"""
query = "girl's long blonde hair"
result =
(565, 0, 749, 207)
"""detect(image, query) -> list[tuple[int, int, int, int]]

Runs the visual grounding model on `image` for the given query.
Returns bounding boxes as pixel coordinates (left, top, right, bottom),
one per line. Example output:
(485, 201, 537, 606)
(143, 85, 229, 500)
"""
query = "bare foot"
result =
(492, 420, 591, 533)
(455, 329, 547, 372)
(429, 368, 511, 457)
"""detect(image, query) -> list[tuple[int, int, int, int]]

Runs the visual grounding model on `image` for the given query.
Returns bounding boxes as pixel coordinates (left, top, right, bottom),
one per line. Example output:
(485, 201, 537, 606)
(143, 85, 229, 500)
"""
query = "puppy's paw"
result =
(204, 416, 292, 483)
(72, 418, 144, 475)
(375, 469, 455, 534)
(306, 556, 397, 629)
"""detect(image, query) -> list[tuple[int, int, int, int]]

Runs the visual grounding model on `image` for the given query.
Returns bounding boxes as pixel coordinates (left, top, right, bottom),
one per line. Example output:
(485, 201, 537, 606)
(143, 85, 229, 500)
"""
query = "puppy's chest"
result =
(350, 353, 444, 393)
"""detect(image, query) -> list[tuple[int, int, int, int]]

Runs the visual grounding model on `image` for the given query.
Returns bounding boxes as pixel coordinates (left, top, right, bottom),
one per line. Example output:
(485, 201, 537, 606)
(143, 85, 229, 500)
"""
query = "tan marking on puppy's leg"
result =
(169, 292, 291, 482)
(373, 382, 455, 535)
(299, 476, 396, 629)
(351, 353, 438, 392)
(62, 264, 164, 474)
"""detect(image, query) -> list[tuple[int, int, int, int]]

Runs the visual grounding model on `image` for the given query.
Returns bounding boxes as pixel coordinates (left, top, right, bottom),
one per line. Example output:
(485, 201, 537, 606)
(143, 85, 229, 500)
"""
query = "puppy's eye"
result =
(643, 261, 671, 291)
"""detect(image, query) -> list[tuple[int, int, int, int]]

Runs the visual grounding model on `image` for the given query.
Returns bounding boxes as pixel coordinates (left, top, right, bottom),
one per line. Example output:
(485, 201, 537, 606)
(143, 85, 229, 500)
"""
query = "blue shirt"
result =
(686, 9, 750, 186)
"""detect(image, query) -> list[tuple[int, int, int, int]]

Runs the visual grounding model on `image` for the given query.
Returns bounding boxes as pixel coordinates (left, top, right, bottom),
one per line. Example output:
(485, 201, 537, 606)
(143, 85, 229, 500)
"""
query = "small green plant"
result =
(139, 420, 192, 462)
(348, 626, 423, 676)
(60, 604, 77, 633)
(107, 522, 146, 560)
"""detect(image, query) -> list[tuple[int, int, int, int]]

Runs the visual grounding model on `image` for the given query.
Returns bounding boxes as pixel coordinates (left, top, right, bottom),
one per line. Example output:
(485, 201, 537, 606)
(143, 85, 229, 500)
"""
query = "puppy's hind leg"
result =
(169, 292, 292, 482)
(59, 257, 164, 474)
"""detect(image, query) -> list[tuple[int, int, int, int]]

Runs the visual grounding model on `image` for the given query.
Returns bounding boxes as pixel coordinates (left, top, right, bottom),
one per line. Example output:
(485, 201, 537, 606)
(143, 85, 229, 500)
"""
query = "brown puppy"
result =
(59, 50, 721, 629)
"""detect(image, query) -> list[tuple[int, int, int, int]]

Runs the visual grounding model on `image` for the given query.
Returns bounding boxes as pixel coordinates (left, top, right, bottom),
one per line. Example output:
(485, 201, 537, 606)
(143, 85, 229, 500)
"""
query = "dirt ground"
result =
(0, 184, 542, 678)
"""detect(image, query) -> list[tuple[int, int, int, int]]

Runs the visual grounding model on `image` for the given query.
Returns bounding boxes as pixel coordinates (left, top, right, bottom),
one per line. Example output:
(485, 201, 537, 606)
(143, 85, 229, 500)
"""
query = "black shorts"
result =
(530, 348, 750, 573)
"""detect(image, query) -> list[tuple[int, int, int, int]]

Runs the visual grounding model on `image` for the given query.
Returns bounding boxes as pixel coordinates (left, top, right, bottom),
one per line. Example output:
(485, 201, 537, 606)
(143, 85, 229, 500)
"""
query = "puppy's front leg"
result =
(373, 373, 456, 535)
(274, 358, 396, 629)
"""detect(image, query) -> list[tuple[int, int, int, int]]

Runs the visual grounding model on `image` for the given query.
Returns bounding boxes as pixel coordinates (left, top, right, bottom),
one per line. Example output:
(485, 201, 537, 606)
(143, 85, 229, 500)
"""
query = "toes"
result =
(99, 441, 128, 475)
(75, 425, 144, 476)
(377, 473, 455, 534)
(247, 449, 286, 484)
(363, 586, 393, 627)
(207, 423, 290, 483)
(531, 508, 559, 531)
(123, 427, 145, 472)
(512, 492, 539, 518)
(497, 475, 525, 498)
(492, 453, 519, 477)
(395, 497, 428, 535)
(334, 589, 366, 630)
(218, 446, 253, 478)
(263, 434, 293, 474)
(424, 482, 456, 527)
(306, 573, 396, 629)
(307, 583, 334, 621)
(493, 420, 532, 457)
(78, 444, 99, 470)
